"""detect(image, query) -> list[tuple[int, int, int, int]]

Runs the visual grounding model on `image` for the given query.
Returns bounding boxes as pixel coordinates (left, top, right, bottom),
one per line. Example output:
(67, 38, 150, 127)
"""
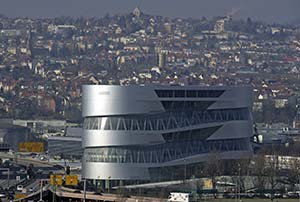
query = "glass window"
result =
(186, 90, 197, 97)
(155, 90, 174, 97)
(174, 90, 185, 97)
(83, 108, 249, 131)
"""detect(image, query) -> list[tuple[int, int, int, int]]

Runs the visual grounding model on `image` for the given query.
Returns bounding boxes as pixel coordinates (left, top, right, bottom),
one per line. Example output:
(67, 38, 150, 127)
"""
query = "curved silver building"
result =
(82, 85, 253, 181)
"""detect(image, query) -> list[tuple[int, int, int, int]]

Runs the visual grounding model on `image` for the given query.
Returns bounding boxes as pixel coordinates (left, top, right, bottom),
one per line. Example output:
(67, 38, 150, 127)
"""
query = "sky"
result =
(0, 0, 299, 24)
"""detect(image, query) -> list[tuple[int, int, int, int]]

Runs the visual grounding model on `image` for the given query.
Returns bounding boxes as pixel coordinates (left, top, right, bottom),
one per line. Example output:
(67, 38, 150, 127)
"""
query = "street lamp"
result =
(108, 176, 111, 194)
(83, 178, 87, 202)
(184, 159, 187, 182)
(235, 163, 241, 202)
(235, 177, 238, 202)
(238, 163, 241, 202)
(39, 179, 49, 202)
(97, 175, 101, 193)
(0, 168, 10, 188)
(40, 180, 43, 202)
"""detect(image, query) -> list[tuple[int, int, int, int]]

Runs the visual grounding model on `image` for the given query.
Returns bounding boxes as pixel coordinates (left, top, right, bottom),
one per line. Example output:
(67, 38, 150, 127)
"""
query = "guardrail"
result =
(13, 184, 50, 202)
(0, 153, 65, 170)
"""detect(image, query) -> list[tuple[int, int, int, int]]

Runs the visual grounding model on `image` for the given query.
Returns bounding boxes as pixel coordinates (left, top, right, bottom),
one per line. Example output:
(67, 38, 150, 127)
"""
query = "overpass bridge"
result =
(14, 185, 167, 202)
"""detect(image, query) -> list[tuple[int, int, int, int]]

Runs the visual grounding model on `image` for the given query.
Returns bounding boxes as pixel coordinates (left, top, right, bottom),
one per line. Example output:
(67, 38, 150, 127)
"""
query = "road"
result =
(0, 153, 57, 167)
(0, 152, 66, 201)
(51, 187, 168, 202)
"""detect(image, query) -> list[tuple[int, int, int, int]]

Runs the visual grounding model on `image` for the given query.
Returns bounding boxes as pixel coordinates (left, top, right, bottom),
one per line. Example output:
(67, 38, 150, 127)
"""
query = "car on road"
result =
(93, 191, 103, 195)
(36, 169, 43, 174)
(29, 187, 35, 192)
(17, 185, 23, 191)
(29, 153, 38, 158)
(0, 193, 5, 198)
(287, 191, 299, 198)
(17, 168, 26, 174)
(7, 194, 14, 200)
(39, 156, 47, 161)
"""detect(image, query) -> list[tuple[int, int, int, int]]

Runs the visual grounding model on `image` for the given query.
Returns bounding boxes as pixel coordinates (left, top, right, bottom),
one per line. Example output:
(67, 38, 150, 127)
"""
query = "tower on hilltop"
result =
(133, 7, 141, 17)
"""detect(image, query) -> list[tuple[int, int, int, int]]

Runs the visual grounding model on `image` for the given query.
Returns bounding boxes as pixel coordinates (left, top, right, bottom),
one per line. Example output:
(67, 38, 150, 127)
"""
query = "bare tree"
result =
(252, 154, 267, 197)
(238, 158, 252, 192)
(286, 157, 300, 191)
(265, 155, 280, 200)
(115, 186, 128, 202)
(203, 151, 224, 190)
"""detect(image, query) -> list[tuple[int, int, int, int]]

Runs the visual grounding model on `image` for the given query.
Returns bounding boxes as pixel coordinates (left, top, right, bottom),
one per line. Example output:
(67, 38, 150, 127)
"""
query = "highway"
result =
(0, 153, 60, 167)
(51, 187, 167, 202)
(11, 182, 168, 202)
(10, 185, 160, 202)
(0, 152, 166, 202)
(0, 152, 66, 201)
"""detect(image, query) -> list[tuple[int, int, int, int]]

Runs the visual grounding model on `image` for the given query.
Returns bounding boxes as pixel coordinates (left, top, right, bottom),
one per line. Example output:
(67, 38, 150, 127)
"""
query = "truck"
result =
(168, 192, 193, 202)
